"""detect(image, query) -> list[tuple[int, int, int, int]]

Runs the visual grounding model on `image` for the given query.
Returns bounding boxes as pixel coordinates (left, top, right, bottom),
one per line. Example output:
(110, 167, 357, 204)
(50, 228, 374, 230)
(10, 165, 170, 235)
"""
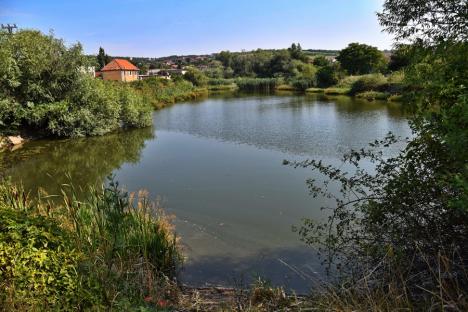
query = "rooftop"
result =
(101, 59, 139, 71)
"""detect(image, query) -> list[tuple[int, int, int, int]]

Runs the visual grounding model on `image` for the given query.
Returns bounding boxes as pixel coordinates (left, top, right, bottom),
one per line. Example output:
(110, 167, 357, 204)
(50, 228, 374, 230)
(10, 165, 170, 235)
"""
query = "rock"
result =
(7, 135, 24, 146)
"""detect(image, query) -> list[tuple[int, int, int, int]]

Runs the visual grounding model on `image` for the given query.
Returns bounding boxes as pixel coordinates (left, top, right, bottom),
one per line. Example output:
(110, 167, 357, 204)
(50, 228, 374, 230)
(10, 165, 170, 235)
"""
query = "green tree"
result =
(216, 50, 233, 68)
(268, 50, 294, 77)
(97, 47, 111, 70)
(315, 65, 338, 87)
(288, 43, 307, 61)
(377, 0, 467, 43)
(336, 43, 387, 75)
(183, 67, 208, 87)
(0, 30, 152, 137)
(388, 44, 413, 71)
(312, 55, 330, 67)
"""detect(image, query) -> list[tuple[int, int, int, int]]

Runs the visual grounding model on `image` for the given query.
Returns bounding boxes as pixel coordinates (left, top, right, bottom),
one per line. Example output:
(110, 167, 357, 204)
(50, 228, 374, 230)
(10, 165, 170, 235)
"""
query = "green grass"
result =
(207, 83, 238, 91)
(305, 87, 325, 93)
(275, 84, 296, 91)
(131, 77, 208, 109)
(355, 91, 390, 100)
(235, 77, 282, 92)
(324, 87, 351, 95)
(0, 179, 180, 310)
(388, 94, 403, 102)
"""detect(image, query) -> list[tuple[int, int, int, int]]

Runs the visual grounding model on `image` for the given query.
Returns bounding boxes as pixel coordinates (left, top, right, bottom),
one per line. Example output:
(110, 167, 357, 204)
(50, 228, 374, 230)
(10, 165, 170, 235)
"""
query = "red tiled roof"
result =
(101, 59, 139, 71)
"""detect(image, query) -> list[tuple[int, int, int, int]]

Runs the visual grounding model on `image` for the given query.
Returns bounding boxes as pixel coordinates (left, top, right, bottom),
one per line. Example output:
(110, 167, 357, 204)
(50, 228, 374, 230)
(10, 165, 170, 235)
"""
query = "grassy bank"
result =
(204, 74, 404, 101)
(0, 179, 180, 310)
(304, 72, 405, 100)
(130, 77, 208, 110)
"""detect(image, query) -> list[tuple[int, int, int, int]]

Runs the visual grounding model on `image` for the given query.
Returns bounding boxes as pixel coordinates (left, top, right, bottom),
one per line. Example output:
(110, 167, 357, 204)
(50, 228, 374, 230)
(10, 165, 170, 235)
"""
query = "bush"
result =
(0, 178, 180, 310)
(0, 185, 99, 310)
(0, 30, 152, 137)
(316, 65, 339, 88)
(289, 77, 316, 91)
(183, 67, 208, 87)
(323, 87, 351, 95)
(349, 74, 388, 95)
(355, 91, 390, 100)
(312, 55, 331, 67)
(0, 98, 26, 134)
(131, 77, 206, 109)
(337, 75, 361, 88)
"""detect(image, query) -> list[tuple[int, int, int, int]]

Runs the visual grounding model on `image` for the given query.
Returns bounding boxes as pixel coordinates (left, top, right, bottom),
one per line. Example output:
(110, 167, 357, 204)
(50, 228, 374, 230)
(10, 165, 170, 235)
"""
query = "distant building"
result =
(101, 59, 139, 82)
(140, 68, 186, 80)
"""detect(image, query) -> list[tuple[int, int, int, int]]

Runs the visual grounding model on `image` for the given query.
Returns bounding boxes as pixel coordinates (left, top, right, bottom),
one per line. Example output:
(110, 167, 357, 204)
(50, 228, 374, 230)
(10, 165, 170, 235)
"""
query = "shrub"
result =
(349, 74, 388, 95)
(0, 30, 152, 137)
(324, 87, 351, 95)
(316, 65, 339, 88)
(183, 67, 208, 87)
(312, 55, 331, 67)
(337, 75, 362, 88)
(289, 77, 316, 91)
(0, 178, 180, 310)
(0, 185, 99, 310)
(355, 91, 390, 100)
(131, 77, 206, 109)
(0, 98, 26, 134)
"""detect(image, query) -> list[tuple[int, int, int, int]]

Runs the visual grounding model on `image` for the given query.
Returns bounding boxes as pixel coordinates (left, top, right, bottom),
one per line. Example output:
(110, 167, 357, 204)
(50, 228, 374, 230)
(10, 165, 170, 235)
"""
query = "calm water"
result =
(0, 93, 410, 292)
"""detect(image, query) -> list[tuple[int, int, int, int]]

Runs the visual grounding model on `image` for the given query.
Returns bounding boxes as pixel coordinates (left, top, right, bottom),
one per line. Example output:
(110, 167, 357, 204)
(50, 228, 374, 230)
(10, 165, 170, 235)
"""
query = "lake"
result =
(0, 93, 411, 292)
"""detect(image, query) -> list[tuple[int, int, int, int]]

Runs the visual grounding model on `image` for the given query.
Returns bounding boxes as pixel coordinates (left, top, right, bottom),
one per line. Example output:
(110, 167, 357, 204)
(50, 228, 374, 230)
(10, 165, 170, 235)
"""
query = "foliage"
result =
(348, 73, 388, 95)
(0, 30, 152, 137)
(183, 66, 208, 87)
(0, 178, 180, 310)
(323, 87, 351, 95)
(288, 43, 308, 62)
(0, 183, 99, 310)
(377, 0, 467, 43)
(234, 77, 282, 92)
(312, 55, 331, 67)
(316, 65, 339, 88)
(288, 0, 468, 308)
(130, 77, 207, 109)
(355, 90, 390, 101)
(337, 43, 387, 75)
(96, 46, 111, 70)
(388, 44, 413, 71)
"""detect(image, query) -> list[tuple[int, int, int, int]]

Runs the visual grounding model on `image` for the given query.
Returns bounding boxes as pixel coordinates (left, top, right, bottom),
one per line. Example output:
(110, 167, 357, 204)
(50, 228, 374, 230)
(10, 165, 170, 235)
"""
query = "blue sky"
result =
(0, 0, 393, 57)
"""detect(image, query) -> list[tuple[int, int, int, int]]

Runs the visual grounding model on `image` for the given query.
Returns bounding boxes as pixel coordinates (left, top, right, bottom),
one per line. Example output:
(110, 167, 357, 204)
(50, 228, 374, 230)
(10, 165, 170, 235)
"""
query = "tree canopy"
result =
(336, 43, 387, 75)
(377, 0, 468, 43)
(0, 30, 152, 137)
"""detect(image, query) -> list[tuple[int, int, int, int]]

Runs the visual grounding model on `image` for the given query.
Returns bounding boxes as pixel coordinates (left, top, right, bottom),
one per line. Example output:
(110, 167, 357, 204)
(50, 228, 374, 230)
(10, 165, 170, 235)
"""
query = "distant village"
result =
(86, 49, 349, 82)
(87, 54, 214, 82)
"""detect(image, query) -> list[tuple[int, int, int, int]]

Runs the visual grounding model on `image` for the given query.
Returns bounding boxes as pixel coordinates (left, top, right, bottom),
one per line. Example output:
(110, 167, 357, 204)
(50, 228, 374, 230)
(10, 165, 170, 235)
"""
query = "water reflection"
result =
(0, 127, 154, 195)
(154, 93, 408, 157)
(182, 246, 324, 294)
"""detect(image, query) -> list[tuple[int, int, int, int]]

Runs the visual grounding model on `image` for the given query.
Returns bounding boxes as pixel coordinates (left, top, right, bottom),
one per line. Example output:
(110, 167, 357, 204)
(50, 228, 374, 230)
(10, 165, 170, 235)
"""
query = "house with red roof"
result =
(101, 59, 139, 82)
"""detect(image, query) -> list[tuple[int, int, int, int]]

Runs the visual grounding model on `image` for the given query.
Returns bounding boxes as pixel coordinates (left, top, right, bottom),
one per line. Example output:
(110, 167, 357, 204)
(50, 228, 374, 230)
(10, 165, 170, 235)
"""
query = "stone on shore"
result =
(7, 136, 25, 145)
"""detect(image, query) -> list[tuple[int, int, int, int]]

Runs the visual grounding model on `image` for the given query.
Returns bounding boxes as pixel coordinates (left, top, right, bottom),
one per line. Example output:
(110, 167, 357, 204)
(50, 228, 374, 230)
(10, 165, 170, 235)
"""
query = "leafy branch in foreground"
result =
(286, 128, 467, 306)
